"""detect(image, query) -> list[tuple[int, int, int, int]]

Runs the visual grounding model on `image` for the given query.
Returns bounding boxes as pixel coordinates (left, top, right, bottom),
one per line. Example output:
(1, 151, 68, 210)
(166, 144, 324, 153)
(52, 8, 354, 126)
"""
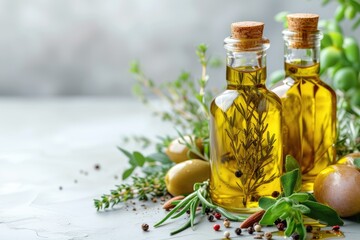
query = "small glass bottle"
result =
(272, 14, 337, 192)
(209, 22, 283, 213)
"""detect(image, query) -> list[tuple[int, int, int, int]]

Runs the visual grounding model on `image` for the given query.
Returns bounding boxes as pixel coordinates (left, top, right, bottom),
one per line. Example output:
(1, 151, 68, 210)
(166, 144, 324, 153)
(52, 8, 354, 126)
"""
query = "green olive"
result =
(345, 5, 356, 20)
(334, 4, 346, 22)
(343, 37, 360, 63)
(165, 136, 203, 163)
(165, 159, 210, 196)
(320, 46, 342, 69)
(328, 32, 344, 48)
(333, 67, 358, 92)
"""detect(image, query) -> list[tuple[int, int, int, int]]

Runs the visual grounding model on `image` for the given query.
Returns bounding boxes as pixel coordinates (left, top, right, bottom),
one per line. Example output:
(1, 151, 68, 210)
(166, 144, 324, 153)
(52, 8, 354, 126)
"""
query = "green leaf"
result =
(122, 166, 135, 180)
(275, 11, 289, 28)
(259, 197, 277, 210)
(133, 151, 146, 167)
(118, 147, 133, 160)
(147, 152, 172, 164)
(292, 204, 311, 214)
(354, 158, 360, 168)
(302, 200, 344, 226)
(259, 205, 278, 225)
(281, 169, 300, 197)
(352, 18, 360, 30)
(288, 193, 309, 203)
(285, 155, 302, 192)
(284, 218, 295, 237)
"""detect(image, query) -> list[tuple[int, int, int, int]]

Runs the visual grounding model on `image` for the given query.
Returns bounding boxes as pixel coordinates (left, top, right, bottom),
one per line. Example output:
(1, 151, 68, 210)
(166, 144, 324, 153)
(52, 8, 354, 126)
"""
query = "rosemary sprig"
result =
(154, 180, 247, 235)
(94, 172, 167, 211)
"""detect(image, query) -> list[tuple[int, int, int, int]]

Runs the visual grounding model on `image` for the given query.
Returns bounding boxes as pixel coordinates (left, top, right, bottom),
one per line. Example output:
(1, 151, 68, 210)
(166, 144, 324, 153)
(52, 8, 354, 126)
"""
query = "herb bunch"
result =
(259, 156, 343, 240)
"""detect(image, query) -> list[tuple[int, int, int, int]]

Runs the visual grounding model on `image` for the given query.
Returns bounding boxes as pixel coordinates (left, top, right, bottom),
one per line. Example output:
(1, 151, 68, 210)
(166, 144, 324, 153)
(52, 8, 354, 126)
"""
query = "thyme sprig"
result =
(154, 180, 247, 235)
(94, 172, 167, 211)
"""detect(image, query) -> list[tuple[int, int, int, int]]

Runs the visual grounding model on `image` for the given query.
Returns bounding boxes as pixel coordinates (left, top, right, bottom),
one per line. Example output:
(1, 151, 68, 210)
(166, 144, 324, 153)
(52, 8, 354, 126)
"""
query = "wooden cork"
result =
(287, 13, 319, 32)
(231, 21, 264, 39)
(286, 13, 319, 48)
(230, 21, 266, 50)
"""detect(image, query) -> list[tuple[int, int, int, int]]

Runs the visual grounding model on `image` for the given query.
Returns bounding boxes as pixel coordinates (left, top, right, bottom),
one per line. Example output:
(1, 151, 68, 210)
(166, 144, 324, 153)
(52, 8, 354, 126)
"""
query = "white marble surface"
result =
(0, 98, 359, 240)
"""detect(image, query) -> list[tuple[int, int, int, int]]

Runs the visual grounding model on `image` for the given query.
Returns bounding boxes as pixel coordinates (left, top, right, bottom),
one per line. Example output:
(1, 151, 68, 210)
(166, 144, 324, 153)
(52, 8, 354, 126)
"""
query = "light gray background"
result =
(0, 0, 357, 96)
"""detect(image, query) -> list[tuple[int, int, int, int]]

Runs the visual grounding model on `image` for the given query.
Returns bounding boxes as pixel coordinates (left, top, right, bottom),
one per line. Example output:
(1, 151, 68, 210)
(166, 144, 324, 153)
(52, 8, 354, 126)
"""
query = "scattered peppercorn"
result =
(271, 191, 280, 198)
(254, 234, 263, 239)
(291, 232, 300, 240)
(235, 170, 243, 178)
(276, 222, 285, 231)
(235, 228, 242, 235)
(213, 224, 221, 231)
(254, 224, 262, 232)
(59, 186, 63, 190)
(223, 219, 231, 228)
(207, 215, 214, 222)
(74, 179, 78, 183)
(224, 231, 231, 239)
(94, 164, 100, 170)
(332, 225, 340, 231)
(205, 207, 211, 215)
(306, 225, 313, 233)
(248, 226, 255, 234)
(214, 212, 221, 219)
(264, 232, 272, 240)
(141, 223, 149, 231)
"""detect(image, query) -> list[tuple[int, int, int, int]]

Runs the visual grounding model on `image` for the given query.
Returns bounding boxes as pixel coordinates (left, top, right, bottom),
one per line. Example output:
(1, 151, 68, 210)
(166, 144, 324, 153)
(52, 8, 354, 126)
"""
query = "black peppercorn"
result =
(276, 222, 285, 231)
(247, 226, 254, 234)
(271, 191, 280, 198)
(141, 223, 149, 231)
(235, 170, 243, 178)
(291, 232, 300, 240)
(235, 227, 242, 235)
(306, 225, 313, 233)
(207, 215, 214, 222)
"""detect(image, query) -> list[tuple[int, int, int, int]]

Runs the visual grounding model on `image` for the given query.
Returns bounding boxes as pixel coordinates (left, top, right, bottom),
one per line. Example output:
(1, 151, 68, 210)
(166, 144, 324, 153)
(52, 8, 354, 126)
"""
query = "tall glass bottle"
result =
(272, 14, 337, 192)
(209, 22, 282, 213)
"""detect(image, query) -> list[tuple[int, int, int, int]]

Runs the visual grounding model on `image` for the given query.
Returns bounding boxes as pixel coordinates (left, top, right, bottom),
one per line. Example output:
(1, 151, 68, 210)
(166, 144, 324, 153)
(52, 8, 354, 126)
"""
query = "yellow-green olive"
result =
(165, 136, 203, 163)
(165, 159, 210, 196)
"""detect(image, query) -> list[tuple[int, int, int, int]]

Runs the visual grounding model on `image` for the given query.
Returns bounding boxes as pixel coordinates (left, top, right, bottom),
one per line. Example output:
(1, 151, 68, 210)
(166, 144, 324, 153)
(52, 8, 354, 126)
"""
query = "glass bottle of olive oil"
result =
(209, 22, 283, 213)
(272, 14, 337, 192)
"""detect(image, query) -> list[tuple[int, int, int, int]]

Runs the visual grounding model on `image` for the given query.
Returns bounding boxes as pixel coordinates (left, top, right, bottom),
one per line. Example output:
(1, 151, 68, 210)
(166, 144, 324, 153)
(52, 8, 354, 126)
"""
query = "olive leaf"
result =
(259, 197, 276, 210)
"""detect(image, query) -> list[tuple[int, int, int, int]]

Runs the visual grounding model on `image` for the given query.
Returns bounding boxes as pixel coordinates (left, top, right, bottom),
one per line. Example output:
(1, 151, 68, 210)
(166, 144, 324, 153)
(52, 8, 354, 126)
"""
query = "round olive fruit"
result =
(314, 164, 360, 217)
(333, 67, 358, 92)
(165, 159, 210, 196)
(165, 136, 203, 163)
(320, 46, 342, 69)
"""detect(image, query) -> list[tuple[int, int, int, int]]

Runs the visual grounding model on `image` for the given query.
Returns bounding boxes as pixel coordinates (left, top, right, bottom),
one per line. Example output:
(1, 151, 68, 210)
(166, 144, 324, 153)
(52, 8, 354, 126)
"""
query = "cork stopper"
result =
(229, 21, 268, 50)
(231, 21, 264, 39)
(287, 13, 319, 32)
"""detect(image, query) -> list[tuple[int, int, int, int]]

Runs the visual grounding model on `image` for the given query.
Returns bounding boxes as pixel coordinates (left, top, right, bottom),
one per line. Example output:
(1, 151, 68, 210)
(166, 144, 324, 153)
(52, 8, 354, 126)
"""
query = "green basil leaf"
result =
(285, 155, 302, 192)
(259, 197, 277, 210)
(289, 193, 309, 203)
(295, 222, 307, 240)
(302, 200, 344, 226)
(281, 169, 299, 197)
(133, 151, 146, 167)
(306, 193, 317, 202)
(122, 166, 135, 180)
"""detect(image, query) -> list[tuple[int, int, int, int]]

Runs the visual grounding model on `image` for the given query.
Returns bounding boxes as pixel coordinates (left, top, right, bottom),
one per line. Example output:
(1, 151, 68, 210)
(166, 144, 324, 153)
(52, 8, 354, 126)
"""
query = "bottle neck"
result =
(283, 30, 322, 78)
(224, 37, 269, 88)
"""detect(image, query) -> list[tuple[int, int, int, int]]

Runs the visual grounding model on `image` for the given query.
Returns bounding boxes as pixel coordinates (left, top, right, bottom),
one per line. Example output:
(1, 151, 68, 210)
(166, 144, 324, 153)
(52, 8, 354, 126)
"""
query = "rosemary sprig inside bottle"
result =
(154, 180, 247, 235)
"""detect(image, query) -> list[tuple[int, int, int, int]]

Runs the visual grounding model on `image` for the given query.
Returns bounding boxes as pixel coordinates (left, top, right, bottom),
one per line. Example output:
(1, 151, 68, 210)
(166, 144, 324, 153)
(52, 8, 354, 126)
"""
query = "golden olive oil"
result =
(273, 14, 337, 192)
(277, 62, 336, 191)
(209, 64, 282, 213)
